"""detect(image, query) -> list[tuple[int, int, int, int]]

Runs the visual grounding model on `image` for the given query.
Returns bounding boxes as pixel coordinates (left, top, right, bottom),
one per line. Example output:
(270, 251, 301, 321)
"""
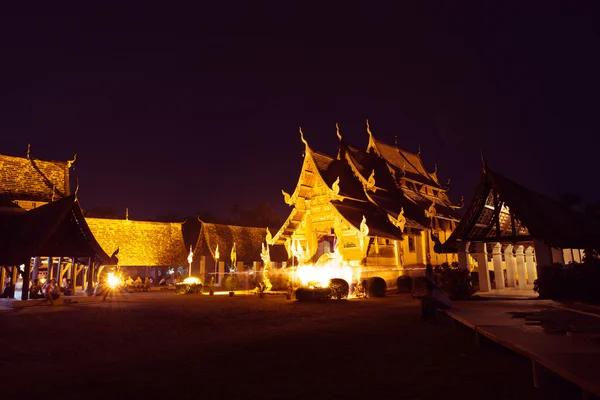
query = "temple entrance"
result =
(315, 234, 336, 261)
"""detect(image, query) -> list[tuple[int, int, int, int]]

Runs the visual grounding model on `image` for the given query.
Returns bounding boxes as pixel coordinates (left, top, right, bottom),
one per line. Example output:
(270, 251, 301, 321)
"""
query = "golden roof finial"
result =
(480, 149, 487, 173)
(332, 176, 340, 196)
(126, 208, 129, 220)
(67, 153, 77, 168)
(336, 122, 342, 141)
(26, 143, 31, 159)
(266, 227, 273, 245)
(282, 190, 292, 205)
(394, 135, 398, 147)
(366, 119, 372, 137)
(417, 144, 421, 155)
(74, 177, 79, 198)
(299, 127, 308, 147)
(367, 169, 376, 189)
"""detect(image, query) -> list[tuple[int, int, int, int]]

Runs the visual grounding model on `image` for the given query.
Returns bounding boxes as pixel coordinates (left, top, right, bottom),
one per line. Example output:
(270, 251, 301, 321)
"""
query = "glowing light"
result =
(107, 272, 120, 289)
(182, 276, 201, 285)
(295, 251, 354, 288)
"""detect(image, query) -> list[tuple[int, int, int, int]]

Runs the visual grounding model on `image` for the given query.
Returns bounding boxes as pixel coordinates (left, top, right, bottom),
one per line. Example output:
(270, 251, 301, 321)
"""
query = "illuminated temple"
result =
(271, 122, 462, 287)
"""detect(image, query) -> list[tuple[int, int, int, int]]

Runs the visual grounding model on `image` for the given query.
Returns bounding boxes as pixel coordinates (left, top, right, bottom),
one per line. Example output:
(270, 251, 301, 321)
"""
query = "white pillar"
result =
(551, 247, 565, 265)
(572, 249, 582, 263)
(525, 246, 536, 285)
(492, 243, 504, 290)
(32, 257, 41, 281)
(217, 261, 225, 285)
(457, 241, 470, 270)
(475, 242, 491, 292)
(504, 245, 516, 287)
(200, 256, 206, 281)
(515, 245, 526, 288)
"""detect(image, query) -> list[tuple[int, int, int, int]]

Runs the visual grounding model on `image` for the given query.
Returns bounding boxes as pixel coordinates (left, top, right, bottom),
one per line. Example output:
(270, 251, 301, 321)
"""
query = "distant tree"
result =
(559, 192, 583, 209)
(83, 207, 119, 218)
(153, 212, 185, 222)
(182, 217, 201, 249)
(236, 203, 282, 228)
(197, 211, 229, 224)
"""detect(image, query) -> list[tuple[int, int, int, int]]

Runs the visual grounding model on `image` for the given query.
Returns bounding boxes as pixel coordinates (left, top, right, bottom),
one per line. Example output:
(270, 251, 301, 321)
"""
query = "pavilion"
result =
(433, 162, 600, 292)
(0, 194, 116, 300)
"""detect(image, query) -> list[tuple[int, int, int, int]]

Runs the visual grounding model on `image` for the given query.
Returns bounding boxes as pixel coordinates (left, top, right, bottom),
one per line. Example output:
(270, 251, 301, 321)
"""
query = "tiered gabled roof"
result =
(367, 134, 441, 188)
(0, 195, 114, 265)
(435, 166, 600, 253)
(86, 218, 187, 267)
(275, 124, 462, 245)
(0, 152, 73, 202)
(194, 221, 288, 264)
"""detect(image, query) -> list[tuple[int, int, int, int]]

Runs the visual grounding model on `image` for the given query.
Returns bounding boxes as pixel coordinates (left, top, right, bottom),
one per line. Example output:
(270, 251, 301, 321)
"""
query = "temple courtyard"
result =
(2, 292, 590, 399)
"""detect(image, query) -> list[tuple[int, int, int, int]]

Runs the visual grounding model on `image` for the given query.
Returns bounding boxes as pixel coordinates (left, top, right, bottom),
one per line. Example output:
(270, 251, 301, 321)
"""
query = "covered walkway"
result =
(434, 163, 599, 292)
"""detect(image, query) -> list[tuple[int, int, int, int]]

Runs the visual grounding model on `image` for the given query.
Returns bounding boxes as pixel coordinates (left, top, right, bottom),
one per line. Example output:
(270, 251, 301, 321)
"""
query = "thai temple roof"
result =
(86, 217, 188, 267)
(275, 124, 462, 244)
(435, 166, 600, 253)
(367, 136, 441, 188)
(0, 152, 73, 202)
(0, 195, 114, 265)
(194, 221, 288, 264)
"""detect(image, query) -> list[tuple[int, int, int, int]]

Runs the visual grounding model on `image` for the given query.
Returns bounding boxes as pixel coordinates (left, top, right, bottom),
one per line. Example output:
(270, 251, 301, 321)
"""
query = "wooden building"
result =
(86, 217, 188, 282)
(0, 147, 75, 210)
(433, 163, 600, 292)
(192, 221, 288, 285)
(0, 149, 113, 300)
(0, 195, 115, 300)
(272, 122, 462, 287)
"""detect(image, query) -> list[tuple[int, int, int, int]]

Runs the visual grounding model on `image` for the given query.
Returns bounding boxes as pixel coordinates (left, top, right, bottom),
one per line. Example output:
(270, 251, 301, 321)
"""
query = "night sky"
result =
(1, 3, 598, 221)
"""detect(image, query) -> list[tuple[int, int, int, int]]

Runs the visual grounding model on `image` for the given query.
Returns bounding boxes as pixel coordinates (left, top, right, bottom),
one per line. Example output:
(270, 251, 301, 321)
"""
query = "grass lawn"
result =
(0, 292, 545, 399)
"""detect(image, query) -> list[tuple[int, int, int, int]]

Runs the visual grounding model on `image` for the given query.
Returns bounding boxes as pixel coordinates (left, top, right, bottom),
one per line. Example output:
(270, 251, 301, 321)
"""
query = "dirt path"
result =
(0, 293, 544, 399)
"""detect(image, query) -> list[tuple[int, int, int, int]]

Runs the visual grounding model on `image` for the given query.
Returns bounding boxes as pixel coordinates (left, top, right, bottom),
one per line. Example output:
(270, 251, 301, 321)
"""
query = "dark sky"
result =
(1, 2, 598, 220)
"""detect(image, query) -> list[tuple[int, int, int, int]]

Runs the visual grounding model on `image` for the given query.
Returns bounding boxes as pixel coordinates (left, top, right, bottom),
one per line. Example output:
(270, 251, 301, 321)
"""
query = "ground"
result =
(1, 292, 547, 399)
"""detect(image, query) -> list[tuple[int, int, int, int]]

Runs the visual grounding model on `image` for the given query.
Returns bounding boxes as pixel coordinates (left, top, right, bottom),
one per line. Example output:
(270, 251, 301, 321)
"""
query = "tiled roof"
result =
(371, 138, 441, 188)
(345, 146, 398, 191)
(435, 167, 600, 253)
(332, 199, 403, 240)
(0, 153, 70, 202)
(194, 222, 288, 264)
(0, 195, 113, 265)
(310, 150, 369, 201)
(86, 218, 187, 267)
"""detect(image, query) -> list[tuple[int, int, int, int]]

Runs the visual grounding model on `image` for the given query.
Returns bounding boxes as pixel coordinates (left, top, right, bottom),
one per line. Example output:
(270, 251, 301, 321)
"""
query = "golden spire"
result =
(126, 208, 129, 220)
(336, 122, 342, 141)
(366, 119, 372, 136)
(26, 143, 31, 159)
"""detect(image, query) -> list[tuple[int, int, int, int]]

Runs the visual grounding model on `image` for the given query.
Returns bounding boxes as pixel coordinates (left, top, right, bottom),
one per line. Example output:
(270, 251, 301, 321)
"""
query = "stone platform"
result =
(444, 300, 600, 399)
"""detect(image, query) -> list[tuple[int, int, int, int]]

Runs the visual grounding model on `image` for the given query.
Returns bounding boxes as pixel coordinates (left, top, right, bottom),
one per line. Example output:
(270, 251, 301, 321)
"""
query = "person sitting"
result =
(29, 279, 44, 299)
(134, 276, 142, 291)
(1, 277, 12, 298)
(421, 264, 452, 323)
(63, 279, 73, 296)
(44, 279, 60, 305)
